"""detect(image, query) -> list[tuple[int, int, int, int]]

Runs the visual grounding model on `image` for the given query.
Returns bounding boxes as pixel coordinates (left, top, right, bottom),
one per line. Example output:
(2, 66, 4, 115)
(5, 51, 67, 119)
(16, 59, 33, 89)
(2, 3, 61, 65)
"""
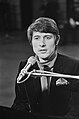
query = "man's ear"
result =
(56, 35, 60, 46)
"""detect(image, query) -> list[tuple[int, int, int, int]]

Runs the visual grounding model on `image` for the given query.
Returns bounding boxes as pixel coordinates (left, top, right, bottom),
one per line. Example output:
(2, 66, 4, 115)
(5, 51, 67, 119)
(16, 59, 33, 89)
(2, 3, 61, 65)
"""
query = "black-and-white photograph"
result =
(0, 0, 79, 119)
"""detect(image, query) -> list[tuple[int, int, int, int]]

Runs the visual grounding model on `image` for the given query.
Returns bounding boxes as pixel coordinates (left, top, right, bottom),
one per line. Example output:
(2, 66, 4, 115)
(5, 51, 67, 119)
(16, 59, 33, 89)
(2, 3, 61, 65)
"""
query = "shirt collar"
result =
(36, 51, 57, 70)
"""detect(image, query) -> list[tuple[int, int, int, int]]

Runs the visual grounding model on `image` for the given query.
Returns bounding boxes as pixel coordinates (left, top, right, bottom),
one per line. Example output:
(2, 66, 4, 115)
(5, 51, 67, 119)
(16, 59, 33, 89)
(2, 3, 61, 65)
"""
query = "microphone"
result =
(17, 56, 36, 82)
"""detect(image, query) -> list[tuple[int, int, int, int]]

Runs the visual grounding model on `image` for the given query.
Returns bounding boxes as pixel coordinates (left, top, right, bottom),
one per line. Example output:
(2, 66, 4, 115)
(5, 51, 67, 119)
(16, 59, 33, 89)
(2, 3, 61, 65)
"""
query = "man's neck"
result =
(36, 51, 57, 69)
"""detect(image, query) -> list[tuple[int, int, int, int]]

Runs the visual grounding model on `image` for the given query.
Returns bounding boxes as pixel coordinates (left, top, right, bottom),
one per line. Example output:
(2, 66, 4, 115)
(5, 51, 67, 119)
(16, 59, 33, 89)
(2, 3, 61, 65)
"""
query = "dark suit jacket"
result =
(11, 53, 79, 118)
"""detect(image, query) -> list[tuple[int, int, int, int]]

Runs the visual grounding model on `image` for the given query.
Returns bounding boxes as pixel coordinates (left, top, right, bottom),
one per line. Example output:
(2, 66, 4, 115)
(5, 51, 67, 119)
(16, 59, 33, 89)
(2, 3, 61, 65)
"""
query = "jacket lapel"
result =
(50, 53, 66, 86)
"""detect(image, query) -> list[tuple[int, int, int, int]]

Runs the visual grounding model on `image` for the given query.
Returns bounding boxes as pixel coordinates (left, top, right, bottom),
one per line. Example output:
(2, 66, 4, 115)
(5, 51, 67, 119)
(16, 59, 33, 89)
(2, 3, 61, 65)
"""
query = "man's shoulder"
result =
(20, 59, 27, 65)
(18, 59, 28, 71)
(58, 53, 79, 64)
(56, 53, 79, 75)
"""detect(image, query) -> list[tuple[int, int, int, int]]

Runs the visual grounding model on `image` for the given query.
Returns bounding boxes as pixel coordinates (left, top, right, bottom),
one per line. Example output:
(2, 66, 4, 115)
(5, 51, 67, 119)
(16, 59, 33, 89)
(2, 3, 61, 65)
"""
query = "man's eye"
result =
(46, 36, 51, 39)
(34, 37, 39, 40)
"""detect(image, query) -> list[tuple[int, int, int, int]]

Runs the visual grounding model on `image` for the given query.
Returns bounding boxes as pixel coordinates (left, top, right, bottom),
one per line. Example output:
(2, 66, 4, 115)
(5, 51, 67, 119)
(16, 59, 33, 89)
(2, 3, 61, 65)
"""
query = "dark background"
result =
(0, 0, 79, 110)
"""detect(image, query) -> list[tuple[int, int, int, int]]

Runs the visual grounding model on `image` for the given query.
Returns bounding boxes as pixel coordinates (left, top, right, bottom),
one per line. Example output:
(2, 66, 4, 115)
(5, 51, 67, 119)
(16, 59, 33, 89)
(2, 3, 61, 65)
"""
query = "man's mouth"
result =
(39, 49, 47, 51)
(39, 49, 47, 53)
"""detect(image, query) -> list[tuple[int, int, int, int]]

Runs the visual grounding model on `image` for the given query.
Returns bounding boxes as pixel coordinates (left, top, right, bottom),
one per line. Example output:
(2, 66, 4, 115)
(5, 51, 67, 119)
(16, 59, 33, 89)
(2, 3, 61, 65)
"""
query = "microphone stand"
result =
(17, 69, 79, 83)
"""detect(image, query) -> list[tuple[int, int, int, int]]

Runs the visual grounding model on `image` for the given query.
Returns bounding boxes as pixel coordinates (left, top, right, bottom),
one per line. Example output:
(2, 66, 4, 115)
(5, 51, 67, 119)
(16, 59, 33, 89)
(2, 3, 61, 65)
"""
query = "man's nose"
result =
(39, 38, 45, 46)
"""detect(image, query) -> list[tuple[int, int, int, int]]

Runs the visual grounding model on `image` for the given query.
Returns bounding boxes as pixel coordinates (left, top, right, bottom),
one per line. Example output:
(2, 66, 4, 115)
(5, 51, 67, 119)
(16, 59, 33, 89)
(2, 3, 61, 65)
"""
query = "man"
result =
(11, 17, 79, 118)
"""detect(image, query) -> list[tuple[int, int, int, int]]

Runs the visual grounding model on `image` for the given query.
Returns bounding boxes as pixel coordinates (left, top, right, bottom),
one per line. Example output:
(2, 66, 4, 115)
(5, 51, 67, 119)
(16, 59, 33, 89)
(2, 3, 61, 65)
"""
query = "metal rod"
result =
(17, 69, 79, 83)
(27, 70, 79, 79)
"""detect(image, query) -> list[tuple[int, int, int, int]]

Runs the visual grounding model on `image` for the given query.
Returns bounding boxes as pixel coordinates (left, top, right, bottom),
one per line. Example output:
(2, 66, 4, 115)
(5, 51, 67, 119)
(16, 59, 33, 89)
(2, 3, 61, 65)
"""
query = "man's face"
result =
(32, 31, 59, 59)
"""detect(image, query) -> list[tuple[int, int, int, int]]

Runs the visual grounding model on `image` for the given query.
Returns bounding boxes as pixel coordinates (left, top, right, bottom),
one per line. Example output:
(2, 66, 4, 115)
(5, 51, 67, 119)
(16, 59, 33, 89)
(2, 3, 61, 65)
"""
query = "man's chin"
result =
(40, 56, 49, 60)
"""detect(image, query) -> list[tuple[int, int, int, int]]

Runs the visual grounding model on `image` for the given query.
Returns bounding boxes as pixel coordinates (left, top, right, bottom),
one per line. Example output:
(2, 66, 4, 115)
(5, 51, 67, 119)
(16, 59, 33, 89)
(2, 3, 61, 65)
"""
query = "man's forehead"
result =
(32, 31, 54, 36)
